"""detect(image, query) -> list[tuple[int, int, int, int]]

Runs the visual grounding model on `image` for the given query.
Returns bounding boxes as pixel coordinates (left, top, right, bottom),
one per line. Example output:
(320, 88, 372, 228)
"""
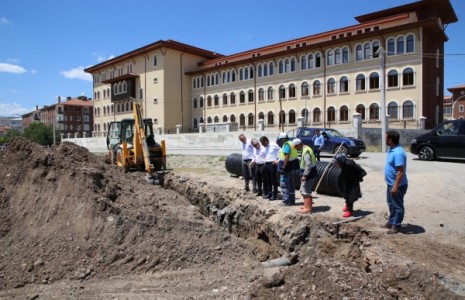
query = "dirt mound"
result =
(0, 138, 260, 297)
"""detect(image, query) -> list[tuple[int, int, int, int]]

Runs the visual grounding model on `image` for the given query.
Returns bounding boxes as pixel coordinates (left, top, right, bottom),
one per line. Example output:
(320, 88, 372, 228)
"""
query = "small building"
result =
(446, 85, 465, 120)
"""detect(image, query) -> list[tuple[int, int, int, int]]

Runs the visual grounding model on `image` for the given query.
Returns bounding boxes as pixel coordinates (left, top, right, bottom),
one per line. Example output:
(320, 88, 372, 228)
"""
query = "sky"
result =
(1, 0, 464, 117)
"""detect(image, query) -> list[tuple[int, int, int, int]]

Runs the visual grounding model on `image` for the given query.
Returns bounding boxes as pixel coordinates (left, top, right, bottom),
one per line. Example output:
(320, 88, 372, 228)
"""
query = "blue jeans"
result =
(280, 170, 298, 203)
(386, 184, 408, 227)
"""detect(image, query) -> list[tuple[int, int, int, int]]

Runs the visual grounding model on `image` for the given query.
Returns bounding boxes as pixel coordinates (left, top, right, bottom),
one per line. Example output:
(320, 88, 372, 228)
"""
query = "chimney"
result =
(57, 96, 61, 103)
(66, 96, 72, 101)
(36, 105, 39, 111)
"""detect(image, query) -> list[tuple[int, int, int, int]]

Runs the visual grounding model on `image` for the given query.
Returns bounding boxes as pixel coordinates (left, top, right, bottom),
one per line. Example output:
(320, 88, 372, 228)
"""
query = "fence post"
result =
(297, 116, 304, 128)
(419, 116, 427, 130)
(352, 113, 362, 138)
(199, 123, 205, 133)
(258, 119, 265, 131)
(176, 124, 182, 134)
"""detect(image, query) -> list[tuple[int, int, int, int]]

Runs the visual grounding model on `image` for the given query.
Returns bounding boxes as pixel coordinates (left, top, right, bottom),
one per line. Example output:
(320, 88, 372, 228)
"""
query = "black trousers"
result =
(255, 164, 266, 193)
(264, 162, 278, 196)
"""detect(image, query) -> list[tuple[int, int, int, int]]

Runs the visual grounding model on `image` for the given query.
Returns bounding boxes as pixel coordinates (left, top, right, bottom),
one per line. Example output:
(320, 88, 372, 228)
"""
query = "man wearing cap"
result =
(277, 132, 300, 206)
(292, 138, 317, 213)
(239, 134, 256, 192)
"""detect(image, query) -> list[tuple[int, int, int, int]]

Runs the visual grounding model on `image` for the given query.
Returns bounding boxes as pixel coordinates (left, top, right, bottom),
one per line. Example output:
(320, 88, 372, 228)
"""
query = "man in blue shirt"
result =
(383, 130, 408, 234)
(312, 129, 325, 161)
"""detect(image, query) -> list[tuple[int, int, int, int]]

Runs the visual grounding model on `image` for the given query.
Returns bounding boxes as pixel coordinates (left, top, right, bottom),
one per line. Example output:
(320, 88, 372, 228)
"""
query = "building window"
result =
(139, 88, 143, 99)
(335, 49, 341, 65)
(364, 42, 371, 60)
(199, 97, 204, 108)
(388, 102, 399, 119)
(315, 53, 321, 68)
(327, 107, 336, 122)
(369, 72, 379, 90)
(355, 45, 363, 61)
(387, 38, 395, 56)
(153, 55, 158, 66)
(193, 98, 198, 109)
(263, 64, 268, 76)
(214, 94, 219, 106)
(301, 55, 307, 70)
(258, 88, 265, 101)
(230, 115, 236, 123)
(222, 115, 228, 123)
(193, 118, 198, 129)
(258, 112, 264, 121)
(403, 68, 414, 86)
(214, 116, 219, 123)
(207, 117, 212, 123)
(356, 104, 366, 120)
(313, 108, 321, 123)
(278, 60, 284, 74)
(342, 47, 349, 63)
(258, 65, 263, 77)
(327, 50, 334, 66)
(269, 62, 274, 75)
(301, 108, 309, 125)
(340, 76, 349, 93)
(279, 85, 286, 100)
(459, 105, 464, 113)
(340, 105, 349, 121)
(406, 34, 414, 53)
(388, 70, 399, 87)
(327, 78, 336, 94)
(223, 93, 228, 105)
(402, 100, 414, 118)
(289, 84, 296, 98)
(248, 113, 254, 126)
(267, 87, 274, 101)
(369, 103, 379, 120)
(240, 91, 245, 103)
(301, 82, 309, 96)
(289, 110, 296, 124)
(290, 58, 296, 72)
(230, 93, 236, 105)
(267, 111, 274, 125)
(279, 110, 286, 125)
(356, 74, 366, 91)
(207, 96, 212, 107)
(313, 80, 321, 96)
(308, 54, 314, 69)
(397, 36, 405, 55)
(372, 41, 380, 58)
(248, 90, 254, 103)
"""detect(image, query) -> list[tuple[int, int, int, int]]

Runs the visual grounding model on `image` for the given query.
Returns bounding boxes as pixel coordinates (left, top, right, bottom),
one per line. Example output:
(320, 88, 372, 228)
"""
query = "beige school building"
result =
(85, 0, 457, 136)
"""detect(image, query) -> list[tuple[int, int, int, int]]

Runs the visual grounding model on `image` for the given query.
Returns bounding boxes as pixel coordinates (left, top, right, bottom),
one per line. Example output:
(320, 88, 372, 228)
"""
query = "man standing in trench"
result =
(239, 134, 256, 192)
(277, 133, 300, 206)
(382, 130, 408, 234)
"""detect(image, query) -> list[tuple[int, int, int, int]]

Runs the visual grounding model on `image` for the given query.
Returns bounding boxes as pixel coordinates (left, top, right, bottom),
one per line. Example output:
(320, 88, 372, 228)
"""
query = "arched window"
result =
(230, 115, 236, 123)
(356, 74, 366, 91)
(264, 63, 268, 76)
(388, 70, 399, 87)
(387, 38, 395, 56)
(289, 84, 296, 98)
(327, 107, 336, 122)
(388, 102, 398, 119)
(207, 116, 212, 123)
(406, 34, 414, 53)
(397, 36, 405, 54)
(231, 70, 236, 82)
(403, 100, 414, 118)
(327, 78, 336, 94)
(369, 72, 379, 90)
(342, 47, 349, 63)
(340, 76, 349, 93)
(279, 85, 286, 100)
(239, 68, 244, 81)
(284, 59, 290, 73)
(301, 82, 309, 96)
(126, 102, 129, 111)
(223, 93, 228, 105)
(214, 116, 219, 123)
(335, 49, 341, 64)
(289, 110, 296, 124)
(103, 106, 107, 115)
(193, 98, 198, 109)
(222, 72, 226, 83)
(193, 118, 198, 129)
(313, 108, 321, 123)
(207, 96, 212, 107)
(239, 91, 245, 103)
(278, 60, 284, 74)
(308, 54, 314, 69)
(327, 50, 334, 66)
(301, 55, 307, 70)
(215, 73, 219, 85)
(230, 93, 236, 105)
(248, 89, 254, 103)
(244, 67, 249, 80)
(315, 53, 321, 68)
(279, 110, 286, 125)
(258, 88, 265, 101)
(403, 68, 414, 86)
(356, 44, 363, 61)
(214, 95, 219, 106)
(258, 64, 263, 77)
(267, 87, 274, 101)
(290, 57, 296, 72)
(340, 105, 349, 121)
(267, 111, 274, 126)
(364, 42, 371, 59)
(258, 112, 265, 121)
(372, 41, 380, 58)
(199, 117, 204, 124)
(269, 62, 274, 75)
(248, 113, 254, 126)
(199, 97, 204, 108)
(369, 103, 379, 120)
(356, 104, 366, 120)
(313, 80, 321, 95)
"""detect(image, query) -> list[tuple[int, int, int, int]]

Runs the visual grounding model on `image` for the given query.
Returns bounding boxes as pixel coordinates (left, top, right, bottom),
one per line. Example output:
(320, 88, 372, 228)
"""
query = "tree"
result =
(0, 129, 21, 144)
(23, 122, 54, 146)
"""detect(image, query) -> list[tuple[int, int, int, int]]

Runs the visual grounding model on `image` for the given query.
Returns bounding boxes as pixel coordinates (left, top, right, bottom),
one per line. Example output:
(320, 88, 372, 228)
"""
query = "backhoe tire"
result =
(116, 148, 129, 173)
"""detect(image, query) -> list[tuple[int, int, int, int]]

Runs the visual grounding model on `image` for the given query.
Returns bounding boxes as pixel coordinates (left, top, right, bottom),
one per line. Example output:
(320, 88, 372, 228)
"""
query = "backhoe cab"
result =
(106, 101, 167, 185)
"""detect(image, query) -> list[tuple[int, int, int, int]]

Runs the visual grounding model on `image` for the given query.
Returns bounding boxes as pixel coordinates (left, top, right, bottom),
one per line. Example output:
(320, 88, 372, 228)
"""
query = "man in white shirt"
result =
(260, 136, 281, 200)
(250, 138, 266, 197)
(239, 134, 256, 192)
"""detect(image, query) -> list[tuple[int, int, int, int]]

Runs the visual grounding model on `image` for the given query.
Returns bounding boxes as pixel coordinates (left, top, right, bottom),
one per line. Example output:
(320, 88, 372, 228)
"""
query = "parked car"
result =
(410, 119, 465, 160)
(278, 127, 366, 157)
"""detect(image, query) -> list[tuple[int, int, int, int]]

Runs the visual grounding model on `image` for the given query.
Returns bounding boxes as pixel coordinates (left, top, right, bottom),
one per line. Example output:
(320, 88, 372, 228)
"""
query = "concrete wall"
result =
(360, 128, 429, 148)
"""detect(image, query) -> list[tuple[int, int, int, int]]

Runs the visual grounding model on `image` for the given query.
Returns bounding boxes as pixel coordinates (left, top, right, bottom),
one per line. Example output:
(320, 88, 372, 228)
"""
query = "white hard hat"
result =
(278, 132, 288, 139)
(292, 138, 302, 146)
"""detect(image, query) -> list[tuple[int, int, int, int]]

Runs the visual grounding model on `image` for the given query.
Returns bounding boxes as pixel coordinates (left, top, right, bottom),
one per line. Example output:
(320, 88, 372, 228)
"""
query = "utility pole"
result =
(378, 47, 387, 153)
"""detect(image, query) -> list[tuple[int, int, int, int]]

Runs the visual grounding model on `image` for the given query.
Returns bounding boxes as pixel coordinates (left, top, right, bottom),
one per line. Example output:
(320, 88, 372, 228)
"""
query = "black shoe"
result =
(380, 223, 391, 229)
(282, 201, 295, 206)
(252, 189, 258, 194)
(387, 225, 399, 234)
(245, 187, 250, 192)
(256, 192, 262, 197)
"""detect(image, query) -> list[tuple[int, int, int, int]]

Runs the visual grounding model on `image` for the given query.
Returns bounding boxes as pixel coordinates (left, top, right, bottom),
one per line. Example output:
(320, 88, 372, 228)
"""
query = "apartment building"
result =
(22, 96, 94, 137)
(446, 84, 465, 119)
(85, 0, 457, 134)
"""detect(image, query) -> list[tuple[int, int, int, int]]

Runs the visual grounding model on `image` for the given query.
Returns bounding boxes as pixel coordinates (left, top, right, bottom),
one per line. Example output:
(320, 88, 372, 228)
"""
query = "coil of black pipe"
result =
(225, 153, 343, 197)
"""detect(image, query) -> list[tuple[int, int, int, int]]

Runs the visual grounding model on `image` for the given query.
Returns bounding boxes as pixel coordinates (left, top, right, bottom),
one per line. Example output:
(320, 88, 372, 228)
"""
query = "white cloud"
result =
(97, 54, 115, 62)
(0, 102, 29, 116)
(60, 66, 92, 81)
(30, 69, 37, 75)
(0, 17, 9, 25)
(0, 63, 27, 74)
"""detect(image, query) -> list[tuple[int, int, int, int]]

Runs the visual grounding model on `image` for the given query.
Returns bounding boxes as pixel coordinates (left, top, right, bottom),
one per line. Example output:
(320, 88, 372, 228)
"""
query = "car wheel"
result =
(418, 146, 434, 161)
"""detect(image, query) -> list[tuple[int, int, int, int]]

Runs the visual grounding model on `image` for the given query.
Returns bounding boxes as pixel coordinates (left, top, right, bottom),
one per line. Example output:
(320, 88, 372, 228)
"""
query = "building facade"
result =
(85, 0, 457, 135)
(22, 96, 94, 137)
(446, 85, 465, 119)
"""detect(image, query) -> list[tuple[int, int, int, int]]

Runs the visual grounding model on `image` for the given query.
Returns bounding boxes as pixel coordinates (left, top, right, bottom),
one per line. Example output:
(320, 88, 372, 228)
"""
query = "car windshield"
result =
(324, 129, 344, 138)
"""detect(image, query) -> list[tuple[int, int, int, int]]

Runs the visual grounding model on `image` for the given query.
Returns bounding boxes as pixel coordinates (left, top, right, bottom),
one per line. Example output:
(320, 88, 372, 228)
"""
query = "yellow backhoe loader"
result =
(106, 100, 167, 185)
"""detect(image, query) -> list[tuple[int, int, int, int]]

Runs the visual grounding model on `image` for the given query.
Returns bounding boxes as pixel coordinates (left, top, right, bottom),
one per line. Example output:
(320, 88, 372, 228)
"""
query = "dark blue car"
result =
(279, 127, 366, 157)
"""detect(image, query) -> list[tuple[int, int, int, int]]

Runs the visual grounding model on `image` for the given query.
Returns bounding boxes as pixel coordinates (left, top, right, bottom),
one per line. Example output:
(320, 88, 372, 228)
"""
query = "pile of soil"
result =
(0, 138, 463, 299)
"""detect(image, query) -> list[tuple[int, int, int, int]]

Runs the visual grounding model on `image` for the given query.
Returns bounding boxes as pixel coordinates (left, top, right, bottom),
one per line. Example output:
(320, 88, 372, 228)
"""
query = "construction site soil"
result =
(0, 137, 464, 299)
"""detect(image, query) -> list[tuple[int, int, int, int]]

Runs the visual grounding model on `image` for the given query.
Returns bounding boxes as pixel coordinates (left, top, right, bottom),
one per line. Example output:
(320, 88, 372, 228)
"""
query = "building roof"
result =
(447, 84, 465, 93)
(61, 99, 93, 107)
(84, 39, 223, 73)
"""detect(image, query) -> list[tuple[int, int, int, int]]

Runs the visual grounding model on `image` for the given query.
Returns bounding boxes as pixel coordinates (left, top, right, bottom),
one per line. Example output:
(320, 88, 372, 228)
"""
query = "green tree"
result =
(0, 129, 22, 144)
(23, 122, 54, 146)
